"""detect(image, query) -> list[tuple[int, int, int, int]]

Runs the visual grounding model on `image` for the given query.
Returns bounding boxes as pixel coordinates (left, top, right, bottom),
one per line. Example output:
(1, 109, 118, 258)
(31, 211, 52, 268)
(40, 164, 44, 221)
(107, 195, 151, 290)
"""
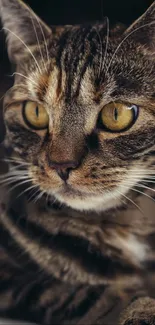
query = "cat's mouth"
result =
(48, 183, 122, 212)
(56, 183, 85, 198)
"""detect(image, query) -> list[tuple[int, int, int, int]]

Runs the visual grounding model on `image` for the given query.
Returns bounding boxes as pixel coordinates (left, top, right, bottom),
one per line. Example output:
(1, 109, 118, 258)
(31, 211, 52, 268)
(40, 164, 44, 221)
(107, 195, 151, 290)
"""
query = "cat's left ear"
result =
(125, 1, 155, 51)
(0, 0, 51, 63)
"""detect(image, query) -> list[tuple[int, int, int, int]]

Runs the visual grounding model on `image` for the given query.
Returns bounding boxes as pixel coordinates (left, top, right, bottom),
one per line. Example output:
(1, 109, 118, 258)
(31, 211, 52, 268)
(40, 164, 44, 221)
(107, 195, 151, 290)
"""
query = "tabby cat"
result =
(0, 0, 155, 324)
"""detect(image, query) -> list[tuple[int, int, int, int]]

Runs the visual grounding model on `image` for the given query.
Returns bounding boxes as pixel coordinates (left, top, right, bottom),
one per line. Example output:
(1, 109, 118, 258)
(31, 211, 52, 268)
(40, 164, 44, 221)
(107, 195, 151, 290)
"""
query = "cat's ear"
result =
(0, 0, 51, 63)
(125, 1, 155, 51)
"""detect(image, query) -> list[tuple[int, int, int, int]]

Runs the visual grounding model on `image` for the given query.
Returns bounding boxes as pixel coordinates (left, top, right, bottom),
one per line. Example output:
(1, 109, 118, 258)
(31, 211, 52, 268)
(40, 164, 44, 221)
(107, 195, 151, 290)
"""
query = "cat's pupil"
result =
(36, 106, 39, 118)
(114, 107, 118, 121)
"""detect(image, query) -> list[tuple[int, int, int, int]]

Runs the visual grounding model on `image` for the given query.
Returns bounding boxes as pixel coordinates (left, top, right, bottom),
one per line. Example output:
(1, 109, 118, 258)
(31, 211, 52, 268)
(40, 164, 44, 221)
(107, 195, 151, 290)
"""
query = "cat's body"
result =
(0, 186, 153, 325)
(0, 0, 155, 324)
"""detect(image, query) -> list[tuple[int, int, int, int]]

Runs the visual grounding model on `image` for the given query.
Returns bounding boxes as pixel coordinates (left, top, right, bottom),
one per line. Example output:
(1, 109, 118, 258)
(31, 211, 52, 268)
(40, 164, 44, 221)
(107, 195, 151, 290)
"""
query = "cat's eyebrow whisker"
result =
(105, 21, 155, 76)
(94, 27, 103, 78)
(30, 15, 47, 73)
(115, 188, 145, 215)
(3, 27, 42, 73)
(102, 16, 109, 74)
(11, 72, 38, 87)
(33, 13, 50, 67)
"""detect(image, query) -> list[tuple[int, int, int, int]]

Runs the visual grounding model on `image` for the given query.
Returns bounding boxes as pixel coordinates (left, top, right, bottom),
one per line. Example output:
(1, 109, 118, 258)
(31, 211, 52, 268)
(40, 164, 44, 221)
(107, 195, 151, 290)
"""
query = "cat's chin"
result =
(51, 189, 123, 212)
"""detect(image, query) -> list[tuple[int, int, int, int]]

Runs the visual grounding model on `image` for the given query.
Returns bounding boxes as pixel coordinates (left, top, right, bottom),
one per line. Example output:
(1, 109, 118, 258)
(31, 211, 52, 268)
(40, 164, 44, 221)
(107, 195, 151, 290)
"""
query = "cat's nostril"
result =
(56, 168, 70, 182)
(49, 161, 79, 182)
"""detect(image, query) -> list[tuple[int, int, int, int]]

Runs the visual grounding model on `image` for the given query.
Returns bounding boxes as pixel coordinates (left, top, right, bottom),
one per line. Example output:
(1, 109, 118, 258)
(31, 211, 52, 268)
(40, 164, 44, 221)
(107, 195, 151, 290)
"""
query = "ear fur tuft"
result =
(0, 0, 51, 63)
(125, 2, 155, 51)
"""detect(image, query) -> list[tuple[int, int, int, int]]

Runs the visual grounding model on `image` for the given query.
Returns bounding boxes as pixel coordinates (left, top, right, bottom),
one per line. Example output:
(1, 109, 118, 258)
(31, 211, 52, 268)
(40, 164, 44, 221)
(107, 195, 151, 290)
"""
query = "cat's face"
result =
(1, 0, 155, 211)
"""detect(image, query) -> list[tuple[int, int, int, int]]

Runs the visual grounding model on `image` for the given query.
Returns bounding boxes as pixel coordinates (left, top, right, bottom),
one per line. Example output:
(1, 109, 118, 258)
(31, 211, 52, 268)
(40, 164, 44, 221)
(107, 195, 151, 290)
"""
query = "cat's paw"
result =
(119, 297, 155, 325)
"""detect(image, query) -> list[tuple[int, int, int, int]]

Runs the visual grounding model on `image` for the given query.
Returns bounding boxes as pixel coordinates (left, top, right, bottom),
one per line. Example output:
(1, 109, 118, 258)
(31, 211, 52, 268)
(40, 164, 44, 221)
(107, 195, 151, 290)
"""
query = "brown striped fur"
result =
(0, 0, 155, 324)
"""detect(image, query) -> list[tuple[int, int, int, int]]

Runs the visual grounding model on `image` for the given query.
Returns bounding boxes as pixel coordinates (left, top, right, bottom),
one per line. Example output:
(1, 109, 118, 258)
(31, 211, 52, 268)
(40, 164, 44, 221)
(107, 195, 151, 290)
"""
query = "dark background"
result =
(26, 0, 153, 25)
(0, 0, 154, 70)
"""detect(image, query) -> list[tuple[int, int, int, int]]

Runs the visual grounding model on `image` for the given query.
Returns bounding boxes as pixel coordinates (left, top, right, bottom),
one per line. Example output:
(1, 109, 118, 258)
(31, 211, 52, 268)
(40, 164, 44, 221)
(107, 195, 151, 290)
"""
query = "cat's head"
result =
(1, 0, 155, 212)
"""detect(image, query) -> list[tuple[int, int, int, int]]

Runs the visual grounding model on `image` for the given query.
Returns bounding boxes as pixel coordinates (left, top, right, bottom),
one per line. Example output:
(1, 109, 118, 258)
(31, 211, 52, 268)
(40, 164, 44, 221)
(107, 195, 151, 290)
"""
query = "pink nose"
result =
(49, 161, 79, 181)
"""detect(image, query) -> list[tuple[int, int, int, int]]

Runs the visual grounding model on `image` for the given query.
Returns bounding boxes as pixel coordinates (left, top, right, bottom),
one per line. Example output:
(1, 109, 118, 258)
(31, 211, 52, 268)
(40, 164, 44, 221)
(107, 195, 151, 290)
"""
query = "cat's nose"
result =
(49, 161, 79, 182)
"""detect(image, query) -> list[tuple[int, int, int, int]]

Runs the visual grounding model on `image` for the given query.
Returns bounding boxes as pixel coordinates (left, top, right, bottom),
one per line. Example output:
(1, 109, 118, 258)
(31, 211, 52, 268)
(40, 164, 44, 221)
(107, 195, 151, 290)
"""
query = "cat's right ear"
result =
(0, 0, 52, 63)
(125, 1, 155, 52)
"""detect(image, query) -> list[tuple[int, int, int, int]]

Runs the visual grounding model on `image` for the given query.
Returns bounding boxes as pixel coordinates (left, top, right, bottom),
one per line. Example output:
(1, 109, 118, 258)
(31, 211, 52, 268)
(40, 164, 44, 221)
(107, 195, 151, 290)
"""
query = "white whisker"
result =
(0, 169, 29, 176)
(0, 171, 28, 179)
(120, 183, 155, 205)
(102, 17, 109, 73)
(11, 72, 38, 87)
(34, 189, 45, 203)
(94, 27, 103, 78)
(105, 21, 155, 76)
(0, 176, 29, 186)
(125, 181, 155, 195)
(115, 188, 144, 215)
(3, 158, 30, 165)
(17, 183, 38, 199)
(7, 179, 32, 194)
(126, 172, 155, 177)
(142, 179, 155, 183)
(110, 187, 126, 206)
(130, 178, 155, 182)
(127, 169, 155, 173)
(3, 27, 42, 73)
(30, 188, 41, 202)
(8, 163, 30, 169)
(30, 15, 47, 72)
(34, 14, 50, 66)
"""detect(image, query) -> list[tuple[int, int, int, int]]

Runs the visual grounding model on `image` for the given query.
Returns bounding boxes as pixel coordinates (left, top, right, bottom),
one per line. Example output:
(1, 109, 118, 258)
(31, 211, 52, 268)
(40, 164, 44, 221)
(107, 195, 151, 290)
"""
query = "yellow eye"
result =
(23, 101, 49, 130)
(99, 102, 138, 132)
